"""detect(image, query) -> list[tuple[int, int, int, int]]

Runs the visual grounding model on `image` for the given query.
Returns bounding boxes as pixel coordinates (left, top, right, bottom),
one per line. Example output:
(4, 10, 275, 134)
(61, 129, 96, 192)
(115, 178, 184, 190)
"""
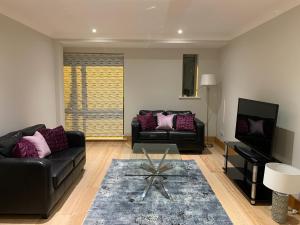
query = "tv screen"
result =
(235, 98, 279, 158)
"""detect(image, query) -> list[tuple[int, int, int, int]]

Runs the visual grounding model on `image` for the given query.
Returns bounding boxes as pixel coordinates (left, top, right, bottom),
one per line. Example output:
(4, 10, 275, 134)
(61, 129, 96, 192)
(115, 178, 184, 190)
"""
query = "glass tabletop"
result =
(125, 143, 187, 177)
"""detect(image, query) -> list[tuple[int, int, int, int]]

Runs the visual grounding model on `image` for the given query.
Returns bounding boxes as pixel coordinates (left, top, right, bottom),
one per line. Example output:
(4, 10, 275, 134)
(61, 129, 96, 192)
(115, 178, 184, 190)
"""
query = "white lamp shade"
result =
(200, 74, 217, 86)
(263, 163, 300, 194)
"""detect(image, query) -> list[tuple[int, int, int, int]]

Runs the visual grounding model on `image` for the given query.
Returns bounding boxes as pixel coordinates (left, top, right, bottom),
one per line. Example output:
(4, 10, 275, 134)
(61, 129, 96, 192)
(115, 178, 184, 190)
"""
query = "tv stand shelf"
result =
(223, 141, 274, 205)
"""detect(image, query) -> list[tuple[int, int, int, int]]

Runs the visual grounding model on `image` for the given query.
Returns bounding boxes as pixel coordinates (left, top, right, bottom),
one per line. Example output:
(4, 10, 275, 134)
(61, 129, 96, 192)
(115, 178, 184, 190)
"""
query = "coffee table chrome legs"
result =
(142, 175, 156, 200)
(140, 148, 172, 200)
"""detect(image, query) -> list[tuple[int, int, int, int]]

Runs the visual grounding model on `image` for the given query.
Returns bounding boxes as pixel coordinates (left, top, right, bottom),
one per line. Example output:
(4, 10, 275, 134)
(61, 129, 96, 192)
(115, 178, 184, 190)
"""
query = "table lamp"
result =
(263, 163, 300, 223)
(199, 74, 217, 148)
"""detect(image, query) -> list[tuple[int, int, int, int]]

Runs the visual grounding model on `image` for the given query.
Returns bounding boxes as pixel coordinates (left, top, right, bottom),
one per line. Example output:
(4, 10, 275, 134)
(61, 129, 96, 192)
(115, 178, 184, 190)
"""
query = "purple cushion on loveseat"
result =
(137, 112, 156, 131)
(38, 126, 69, 152)
(175, 114, 196, 131)
(11, 138, 39, 158)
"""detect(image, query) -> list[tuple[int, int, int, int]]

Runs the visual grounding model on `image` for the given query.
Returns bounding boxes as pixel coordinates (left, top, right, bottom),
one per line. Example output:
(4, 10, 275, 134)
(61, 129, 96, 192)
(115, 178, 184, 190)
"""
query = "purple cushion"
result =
(38, 126, 69, 152)
(22, 131, 51, 158)
(137, 113, 156, 131)
(156, 113, 174, 130)
(11, 138, 39, 158)
(176, 114, 196, 131)
(248, 119, 264, 135)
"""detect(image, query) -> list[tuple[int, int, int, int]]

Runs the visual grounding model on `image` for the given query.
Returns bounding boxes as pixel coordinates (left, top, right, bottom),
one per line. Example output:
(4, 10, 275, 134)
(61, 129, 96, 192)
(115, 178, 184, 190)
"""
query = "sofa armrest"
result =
(194, 117, 205, 144)
(131, 117, 140, 148)
(131, 117, 140, 128)
(0, 158, 52, 214)
(66, 131, 85, 148)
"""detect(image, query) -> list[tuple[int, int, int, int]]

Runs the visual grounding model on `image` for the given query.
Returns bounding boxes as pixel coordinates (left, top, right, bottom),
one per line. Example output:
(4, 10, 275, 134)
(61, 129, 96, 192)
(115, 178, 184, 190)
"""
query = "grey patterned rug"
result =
(83, 159, 232, 225)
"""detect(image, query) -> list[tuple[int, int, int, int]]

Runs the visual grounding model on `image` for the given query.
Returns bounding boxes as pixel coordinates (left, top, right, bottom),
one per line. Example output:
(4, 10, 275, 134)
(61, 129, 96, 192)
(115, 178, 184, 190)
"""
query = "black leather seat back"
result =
(0, 132, 23, 157)
(0, 124, 46, 157)
(139, 110, 164, 116)
(20, 124, 46, 136)
(165, 110, 192, 115)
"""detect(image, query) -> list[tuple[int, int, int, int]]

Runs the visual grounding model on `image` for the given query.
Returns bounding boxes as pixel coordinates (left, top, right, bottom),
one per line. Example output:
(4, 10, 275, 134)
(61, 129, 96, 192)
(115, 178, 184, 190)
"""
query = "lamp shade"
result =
(263, 163, 300, 194)
(200, 74, 217, 86)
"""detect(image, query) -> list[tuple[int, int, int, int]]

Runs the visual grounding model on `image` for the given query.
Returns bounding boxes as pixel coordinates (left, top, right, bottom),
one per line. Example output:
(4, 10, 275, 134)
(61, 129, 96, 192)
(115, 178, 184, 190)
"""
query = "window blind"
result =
(63, 53, 124, 138)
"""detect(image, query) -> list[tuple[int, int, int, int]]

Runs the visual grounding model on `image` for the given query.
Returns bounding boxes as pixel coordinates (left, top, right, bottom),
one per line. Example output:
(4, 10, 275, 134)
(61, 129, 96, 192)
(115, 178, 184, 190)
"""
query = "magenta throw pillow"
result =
(176, 114, 196, 131)
(38, 126, 69, 152)
(137, 113, 156, 131)
(156, 113, 174, 130)
(23, 131, 51, 158)
(11, 138, 39, 158)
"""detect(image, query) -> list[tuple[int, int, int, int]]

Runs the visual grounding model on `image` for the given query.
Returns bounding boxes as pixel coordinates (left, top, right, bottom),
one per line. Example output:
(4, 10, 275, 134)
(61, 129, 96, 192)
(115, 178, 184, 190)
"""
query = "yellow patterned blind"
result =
(63, 53, 124, 137)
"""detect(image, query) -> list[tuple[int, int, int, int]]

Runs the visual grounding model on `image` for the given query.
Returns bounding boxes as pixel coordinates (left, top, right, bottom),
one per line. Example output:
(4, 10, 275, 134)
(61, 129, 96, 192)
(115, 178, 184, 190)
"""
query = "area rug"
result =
(83, 159, 232, 225)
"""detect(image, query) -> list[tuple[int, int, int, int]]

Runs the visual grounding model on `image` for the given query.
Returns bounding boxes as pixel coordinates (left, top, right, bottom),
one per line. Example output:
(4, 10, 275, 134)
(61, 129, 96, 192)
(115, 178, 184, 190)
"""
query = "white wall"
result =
(0, 13, 58, 135)
(218, 6, 300, 166)
(63, 48, 221, 136)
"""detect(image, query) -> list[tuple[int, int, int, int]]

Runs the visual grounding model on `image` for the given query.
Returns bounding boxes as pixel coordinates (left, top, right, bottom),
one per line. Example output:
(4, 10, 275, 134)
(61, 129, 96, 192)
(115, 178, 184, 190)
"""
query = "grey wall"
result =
(63, 48, 221, 136)
(0, 13, 58, 135)
(218, 6, 300, 167)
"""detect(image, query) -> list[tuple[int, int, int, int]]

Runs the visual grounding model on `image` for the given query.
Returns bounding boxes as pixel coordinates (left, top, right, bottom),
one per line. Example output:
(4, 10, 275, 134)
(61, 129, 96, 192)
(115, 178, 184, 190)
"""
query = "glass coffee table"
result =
(125, 143, 187, 200)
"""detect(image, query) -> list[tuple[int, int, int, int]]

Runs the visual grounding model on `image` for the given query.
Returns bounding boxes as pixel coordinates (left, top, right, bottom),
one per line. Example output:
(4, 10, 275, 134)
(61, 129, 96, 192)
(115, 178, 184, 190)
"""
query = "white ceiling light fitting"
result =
(177, 29, 183, 34)
(92, 28, 97, 33)
(146, 6, 156, 10)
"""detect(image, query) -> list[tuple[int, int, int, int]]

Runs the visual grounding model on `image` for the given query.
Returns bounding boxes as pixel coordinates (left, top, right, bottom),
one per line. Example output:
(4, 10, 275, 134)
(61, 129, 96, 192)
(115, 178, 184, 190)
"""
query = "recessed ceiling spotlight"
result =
(177, 29, 183, 34)
(146, 6, 156, 10)
(92, 28, 97, 33)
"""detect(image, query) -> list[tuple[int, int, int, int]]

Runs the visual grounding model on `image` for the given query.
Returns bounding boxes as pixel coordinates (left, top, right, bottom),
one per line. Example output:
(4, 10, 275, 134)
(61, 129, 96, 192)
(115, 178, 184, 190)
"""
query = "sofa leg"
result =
(41, 213, 49, 219)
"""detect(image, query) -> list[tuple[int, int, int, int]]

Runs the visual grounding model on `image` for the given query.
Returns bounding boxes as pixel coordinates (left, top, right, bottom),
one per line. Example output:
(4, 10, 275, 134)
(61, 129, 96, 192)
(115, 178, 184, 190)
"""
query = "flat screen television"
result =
(235, 98, 279, 159)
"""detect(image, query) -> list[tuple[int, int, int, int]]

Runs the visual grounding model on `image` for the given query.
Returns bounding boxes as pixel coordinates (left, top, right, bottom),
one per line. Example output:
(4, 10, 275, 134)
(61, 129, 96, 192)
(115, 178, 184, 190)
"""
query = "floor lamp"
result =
(200, 74, 217, 148)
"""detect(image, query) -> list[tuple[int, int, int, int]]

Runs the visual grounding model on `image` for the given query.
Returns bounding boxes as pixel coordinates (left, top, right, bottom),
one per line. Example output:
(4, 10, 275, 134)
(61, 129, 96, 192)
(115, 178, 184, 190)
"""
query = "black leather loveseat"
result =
(0, 124, 86, 218)
(132, 110, 205, 153)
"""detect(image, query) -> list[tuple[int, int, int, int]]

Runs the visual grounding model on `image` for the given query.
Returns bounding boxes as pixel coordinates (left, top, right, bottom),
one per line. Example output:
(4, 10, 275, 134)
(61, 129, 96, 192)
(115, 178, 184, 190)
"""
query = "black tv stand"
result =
(223, 141, 274, 204)
(235, 146, 256, 157)
(234, 145, 271, 163)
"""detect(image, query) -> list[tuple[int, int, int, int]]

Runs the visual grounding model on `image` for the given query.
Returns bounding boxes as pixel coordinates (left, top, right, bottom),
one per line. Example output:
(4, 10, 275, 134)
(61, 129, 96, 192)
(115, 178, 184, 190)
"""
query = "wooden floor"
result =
(0, 141, 299, 225)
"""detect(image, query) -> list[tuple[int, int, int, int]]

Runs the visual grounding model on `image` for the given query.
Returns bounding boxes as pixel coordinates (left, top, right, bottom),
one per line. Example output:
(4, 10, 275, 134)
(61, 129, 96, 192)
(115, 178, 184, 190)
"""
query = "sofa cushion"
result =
(0, 132, 23, 157)
(137, 113, 156, 131)
(156, 113, 175, 130)
(169, 131, 196, 141)
(21, 124, 46, 136)
(176, 114, 196, 131)
(38, 126, 69, 152)
(23, 131, 51, 158)
(165, 111, 192, 128)
(139, 130, 168, 140)
(11, 138, 39, 158)
(50, 159, 73, 189)
(47, 147, 85, 167)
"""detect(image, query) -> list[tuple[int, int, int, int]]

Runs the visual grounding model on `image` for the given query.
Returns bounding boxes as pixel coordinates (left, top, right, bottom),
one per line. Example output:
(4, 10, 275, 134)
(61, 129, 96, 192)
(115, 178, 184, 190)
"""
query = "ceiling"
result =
(0, 0, 299, 48)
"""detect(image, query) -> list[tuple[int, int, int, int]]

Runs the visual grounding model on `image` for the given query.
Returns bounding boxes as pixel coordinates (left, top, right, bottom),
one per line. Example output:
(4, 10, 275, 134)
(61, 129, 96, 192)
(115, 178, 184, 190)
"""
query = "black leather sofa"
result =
(132, 110, 205, 153)
(0, 124, 86, 218)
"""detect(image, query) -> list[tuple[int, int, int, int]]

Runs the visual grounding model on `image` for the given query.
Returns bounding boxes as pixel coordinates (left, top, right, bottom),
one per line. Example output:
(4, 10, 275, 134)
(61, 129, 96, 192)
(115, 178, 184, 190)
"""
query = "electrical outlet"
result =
(219, 130, 224, 137)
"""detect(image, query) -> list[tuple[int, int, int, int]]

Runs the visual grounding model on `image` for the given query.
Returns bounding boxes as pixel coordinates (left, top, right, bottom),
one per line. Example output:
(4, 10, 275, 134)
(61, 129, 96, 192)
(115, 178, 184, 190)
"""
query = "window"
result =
(182, 54, 198, 97)
(63, 53, 124, 139)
